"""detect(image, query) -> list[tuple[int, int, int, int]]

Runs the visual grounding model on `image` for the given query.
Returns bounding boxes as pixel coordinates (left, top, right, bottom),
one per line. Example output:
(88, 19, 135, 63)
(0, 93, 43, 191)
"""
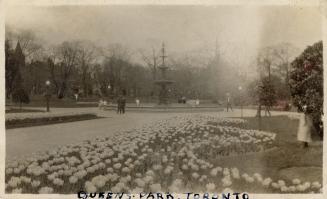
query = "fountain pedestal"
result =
(154, 44, 174, 105)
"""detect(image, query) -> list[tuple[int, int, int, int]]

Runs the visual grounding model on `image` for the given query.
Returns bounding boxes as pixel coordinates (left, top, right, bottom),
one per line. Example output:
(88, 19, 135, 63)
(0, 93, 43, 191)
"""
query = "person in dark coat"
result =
(121, 96, 126, 114)
(117, 96, 122, 114)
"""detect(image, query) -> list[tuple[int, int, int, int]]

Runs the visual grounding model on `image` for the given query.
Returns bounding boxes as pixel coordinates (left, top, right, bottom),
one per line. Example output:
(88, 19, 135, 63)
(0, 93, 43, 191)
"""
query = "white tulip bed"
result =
(5, 114, 322, 194)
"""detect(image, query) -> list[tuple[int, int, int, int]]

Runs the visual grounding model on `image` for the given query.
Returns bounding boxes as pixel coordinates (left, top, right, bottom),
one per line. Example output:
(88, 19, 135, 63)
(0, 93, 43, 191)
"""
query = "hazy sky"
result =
(5, 5, 322, 68)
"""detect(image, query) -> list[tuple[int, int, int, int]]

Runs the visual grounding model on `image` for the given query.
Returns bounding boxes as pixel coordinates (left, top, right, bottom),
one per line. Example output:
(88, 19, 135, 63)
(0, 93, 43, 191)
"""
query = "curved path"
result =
(6, 108, 300, 161)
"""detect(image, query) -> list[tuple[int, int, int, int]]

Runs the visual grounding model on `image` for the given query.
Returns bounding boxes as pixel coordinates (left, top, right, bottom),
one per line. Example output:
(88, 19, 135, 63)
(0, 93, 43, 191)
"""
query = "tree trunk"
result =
(57, 82, 67, 99)
(256, 103, 262, 118)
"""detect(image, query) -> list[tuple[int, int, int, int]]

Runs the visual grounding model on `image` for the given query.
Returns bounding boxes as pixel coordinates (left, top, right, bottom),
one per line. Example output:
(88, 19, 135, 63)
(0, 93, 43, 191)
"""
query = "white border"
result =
(0, 1, 325, 199)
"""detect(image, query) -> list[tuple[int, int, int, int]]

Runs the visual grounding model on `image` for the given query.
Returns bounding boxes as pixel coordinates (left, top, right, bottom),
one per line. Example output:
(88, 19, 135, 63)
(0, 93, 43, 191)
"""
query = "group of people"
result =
(116, 95, 126, 114)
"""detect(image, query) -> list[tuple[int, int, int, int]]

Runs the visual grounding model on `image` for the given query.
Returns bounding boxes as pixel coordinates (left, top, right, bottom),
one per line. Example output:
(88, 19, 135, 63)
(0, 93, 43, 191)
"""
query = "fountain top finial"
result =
(160, 42, 168, 68)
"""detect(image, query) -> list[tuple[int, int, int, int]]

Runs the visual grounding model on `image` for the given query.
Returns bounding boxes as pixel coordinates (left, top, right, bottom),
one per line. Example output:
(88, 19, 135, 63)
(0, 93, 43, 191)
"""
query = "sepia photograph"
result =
(2, 1, 324, 197)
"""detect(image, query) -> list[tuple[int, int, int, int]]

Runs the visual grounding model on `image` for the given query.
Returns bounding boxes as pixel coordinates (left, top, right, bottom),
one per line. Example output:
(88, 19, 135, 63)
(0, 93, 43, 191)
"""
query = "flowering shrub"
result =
(6, 111, 97, 121)
(5, 115, 322, 194)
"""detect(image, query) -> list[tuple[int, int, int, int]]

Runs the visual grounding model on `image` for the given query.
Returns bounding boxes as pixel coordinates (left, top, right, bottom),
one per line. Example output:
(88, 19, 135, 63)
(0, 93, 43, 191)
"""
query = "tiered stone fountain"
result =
(154, 43, 174, 105)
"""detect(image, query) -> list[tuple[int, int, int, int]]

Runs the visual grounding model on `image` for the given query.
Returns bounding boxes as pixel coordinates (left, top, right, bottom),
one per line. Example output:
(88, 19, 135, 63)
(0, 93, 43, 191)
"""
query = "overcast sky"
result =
(5, 5, 322, 69)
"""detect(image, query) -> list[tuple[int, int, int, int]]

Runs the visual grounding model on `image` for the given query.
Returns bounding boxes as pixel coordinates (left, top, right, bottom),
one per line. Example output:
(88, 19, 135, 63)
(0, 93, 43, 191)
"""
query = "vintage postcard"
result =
(0, 0, 325, 199)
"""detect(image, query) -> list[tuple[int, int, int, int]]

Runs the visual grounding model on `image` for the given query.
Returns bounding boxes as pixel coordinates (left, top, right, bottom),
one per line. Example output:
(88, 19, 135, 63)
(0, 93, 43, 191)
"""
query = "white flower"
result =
(182, 164, 188, 170)
(222, 176, 232, 187)
(69, 176, 78, 184)
(162, 155, 168, 163)
(288, 186, 296, 192)
(192, 172, 200, 179)
(85, 181, 97, 193)
(296, 184, 306, 192)
(38, 186, 54, 194)
(135, 178, 146, 187)
(53, 178, 64, 186)
(111, 186, 121, 193)
(98, 162, 106, 169)
(105, 159, 111, 164)
(271, 182, 280, 189)
(152, 164, 162, 171)
(206, 183, 216, 192)
(262, 178, 272, 187)
(278, 180, 286, 187)
(31, 180, 41, 188)
(253, 173, 262, 182)
(107, 167, 114, 173)
(303, 182, 311, 190)
(20, 176, 31, 184)
(231, 168, 240, 179)
(113, 163, 122, 169)
(281, 185, 288, 192)
(168, 179, 183, 193)
(6, 168, 13, 175)
(210, 168, 219, 177)
(311, 181, 321, 189)
(12, 188, 23, 193)
(143, 175, 153, 184)
(87, 166, 96, 173)
(8, 177, 21, 188)
(223, 168, 230, 176)
(191, 164, 199, 171)
(92, 175, 107, 188)
(150, 183, 162, 192)
(122, 167, 130, 173)
(245, 176, 254, 183)
(146, 170, 155, 176)
(222, 188, 233, 193)
(13, 168, 21, 174)
(131, 187, 143, 193)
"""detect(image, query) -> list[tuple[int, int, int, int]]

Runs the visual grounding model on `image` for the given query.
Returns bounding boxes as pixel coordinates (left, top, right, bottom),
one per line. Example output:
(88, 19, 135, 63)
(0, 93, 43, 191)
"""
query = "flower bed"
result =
(5, 115, 322, 194)
(6, 112, 98, 129)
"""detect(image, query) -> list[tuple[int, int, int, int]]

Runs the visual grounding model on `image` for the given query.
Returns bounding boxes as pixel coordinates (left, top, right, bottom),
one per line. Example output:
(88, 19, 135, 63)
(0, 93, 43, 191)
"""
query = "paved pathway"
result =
(6, 107, 300, 161)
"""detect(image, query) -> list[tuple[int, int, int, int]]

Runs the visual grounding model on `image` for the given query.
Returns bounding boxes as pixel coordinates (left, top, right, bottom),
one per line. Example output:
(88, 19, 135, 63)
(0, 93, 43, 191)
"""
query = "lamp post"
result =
(45, 80, 51, 112)
(238, 86, 243, 118)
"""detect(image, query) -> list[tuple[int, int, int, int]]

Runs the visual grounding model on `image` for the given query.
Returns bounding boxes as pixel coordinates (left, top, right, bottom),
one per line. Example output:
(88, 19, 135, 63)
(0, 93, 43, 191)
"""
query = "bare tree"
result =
(77, 41, 100, 97)
(139, 47, 160, 97)
(271, 42, 300, 83)
(48, 41, 81, 98)
(6, 28, 44, 62)
(257, 43, 300, 82)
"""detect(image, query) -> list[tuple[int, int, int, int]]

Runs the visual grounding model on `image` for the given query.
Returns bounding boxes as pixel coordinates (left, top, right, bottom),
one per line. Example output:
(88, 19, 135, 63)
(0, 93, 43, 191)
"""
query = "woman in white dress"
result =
(297, 105, 312, 148)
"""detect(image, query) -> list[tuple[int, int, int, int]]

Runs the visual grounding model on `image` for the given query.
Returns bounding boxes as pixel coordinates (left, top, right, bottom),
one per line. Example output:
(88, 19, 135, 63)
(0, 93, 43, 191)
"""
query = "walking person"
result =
(264, 105, 271, 116)
(297, 105, 312, 148)
(226, 93, 233, 112)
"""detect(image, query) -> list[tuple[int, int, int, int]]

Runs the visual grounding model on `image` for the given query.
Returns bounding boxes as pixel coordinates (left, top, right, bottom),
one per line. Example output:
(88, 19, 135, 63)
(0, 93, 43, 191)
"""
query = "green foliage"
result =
(289, 41, 323, 138)
(248, 76, 277, 107)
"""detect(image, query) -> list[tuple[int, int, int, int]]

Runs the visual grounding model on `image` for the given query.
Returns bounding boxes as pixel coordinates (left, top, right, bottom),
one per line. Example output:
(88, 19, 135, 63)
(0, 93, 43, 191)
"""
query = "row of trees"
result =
(5, 28, 249, 103)
(248, 41, 323, 138)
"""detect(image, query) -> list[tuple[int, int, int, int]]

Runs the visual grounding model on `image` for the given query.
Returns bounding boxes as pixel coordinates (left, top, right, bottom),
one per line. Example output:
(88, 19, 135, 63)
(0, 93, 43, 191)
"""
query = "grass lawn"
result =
(216, 115, 323, 188)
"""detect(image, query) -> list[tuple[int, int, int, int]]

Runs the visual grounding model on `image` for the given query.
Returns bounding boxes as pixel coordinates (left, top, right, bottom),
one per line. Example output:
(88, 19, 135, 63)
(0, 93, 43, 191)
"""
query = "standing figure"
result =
(226, 93, 233, 112)
(264, 105, 271, 116)
(136, 98, 140, 107)
(297, 106, 312, 148)
(195, 99, 200, 106)
(117, 96, 122, 114)
(98, 99, 104, 110)
(121, 95, 126, 114)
